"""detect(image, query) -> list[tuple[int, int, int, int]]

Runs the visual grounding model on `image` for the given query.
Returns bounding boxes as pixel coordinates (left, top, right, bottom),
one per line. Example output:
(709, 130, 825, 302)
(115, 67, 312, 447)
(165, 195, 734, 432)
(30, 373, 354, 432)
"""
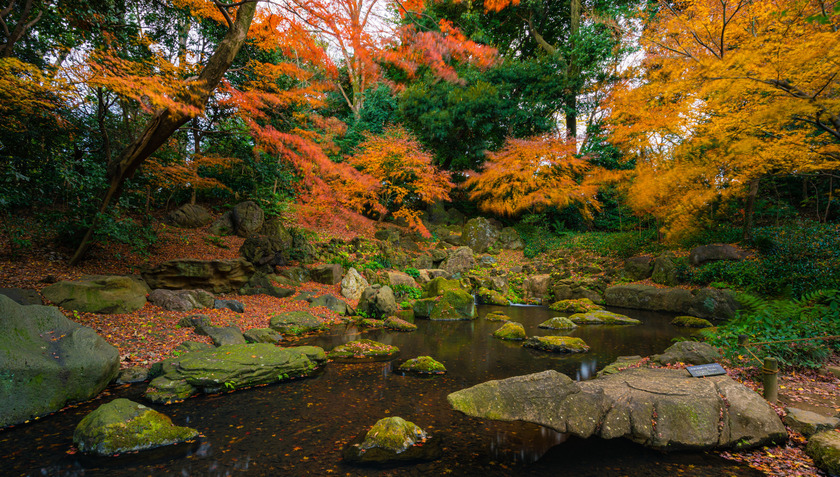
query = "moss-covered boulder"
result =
(484, 311, 509, 322)
(806, 430, 840, 475)
(477, 287, 509, 306)
(359, 318, 385, 328)
(422, 277, 468, 298)
(429, 289, 476, 321)
(493, 322, 526, 341)
(524, 336, 590, 353)
(243, 328, 283, 344)
(384, 317, 417, 332)
(0, 295, 120, 428)
(73, 399, 198, 456)
(412, 298, 437, 319)
(569, 310, 641, 325)
(394, 309, 415, 323)
(42, 275, 148, 314)
(269, 310, 328, 336)
(461, 217, 499, 253)
(343, 416, 441, 466)
(399, 356, 446, 374)
(328, 339, 399, 360)
(144, 344, 325, 404)
(538, 317, 578, 330)
(549, 298, 603, 314)
(671, 316, 714, 328)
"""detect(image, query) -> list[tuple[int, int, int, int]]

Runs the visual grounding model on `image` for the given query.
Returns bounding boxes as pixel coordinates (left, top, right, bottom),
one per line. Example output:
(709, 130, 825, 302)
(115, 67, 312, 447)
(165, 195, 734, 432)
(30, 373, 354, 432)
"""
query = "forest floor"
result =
(0, 218, 837, 477)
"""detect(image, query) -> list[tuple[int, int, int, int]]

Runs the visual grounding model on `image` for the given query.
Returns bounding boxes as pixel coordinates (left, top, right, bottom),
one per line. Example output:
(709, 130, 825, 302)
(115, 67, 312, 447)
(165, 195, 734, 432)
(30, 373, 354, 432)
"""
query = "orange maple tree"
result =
(465, 134, 602, 217)
(344, 125, 453, 236)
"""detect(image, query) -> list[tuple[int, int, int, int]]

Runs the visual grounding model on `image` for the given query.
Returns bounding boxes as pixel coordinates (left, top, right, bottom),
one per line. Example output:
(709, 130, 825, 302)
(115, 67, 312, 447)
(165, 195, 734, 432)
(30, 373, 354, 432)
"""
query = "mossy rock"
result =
(144, 344, 326, 404)
(671, 316, 713, 328)
(549, 298, 603, 314)
(329, 339, 399, 360)
(806, 430, 840, 475)
(569, 310, 641, 325)
(343, 416, 441, 466)
(384, 317, 417, 332)
(412, 298, 437, 319)
(269, 310, 328, 336)
(492, 322, 526, 341)
(484, 311, 509, 322)
(359, 318, 385, 328)
(524, 336, 590, 353)
(477, 287, 509, 306)
(399, 356, 446, 374)
(538, 317, 578, 330)
(243, 328, 283, 344)
(73, 399, 198, 456)
(394, 309, 415, 323)
(429, 289, 476, 321)
(422, 277, 468, 298)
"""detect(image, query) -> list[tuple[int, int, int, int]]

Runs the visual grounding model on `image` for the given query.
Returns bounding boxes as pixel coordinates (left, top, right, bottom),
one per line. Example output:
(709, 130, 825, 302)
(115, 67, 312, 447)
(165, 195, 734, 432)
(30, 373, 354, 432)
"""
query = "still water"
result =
(1, 305, 762, 476)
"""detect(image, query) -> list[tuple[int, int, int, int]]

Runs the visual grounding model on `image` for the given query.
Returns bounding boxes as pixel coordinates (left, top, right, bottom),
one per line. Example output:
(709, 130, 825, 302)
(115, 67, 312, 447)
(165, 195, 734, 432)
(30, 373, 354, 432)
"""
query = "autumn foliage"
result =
(465, 135, 601, 217)
(345, 126, 453, 236)
(609, 0, 840, 238)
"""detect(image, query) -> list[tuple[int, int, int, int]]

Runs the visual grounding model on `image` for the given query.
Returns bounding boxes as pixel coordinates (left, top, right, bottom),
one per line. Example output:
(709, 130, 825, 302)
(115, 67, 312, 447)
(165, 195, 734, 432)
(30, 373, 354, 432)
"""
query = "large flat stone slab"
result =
(144, 344, 326, 403)
(448, 367, 786, 451)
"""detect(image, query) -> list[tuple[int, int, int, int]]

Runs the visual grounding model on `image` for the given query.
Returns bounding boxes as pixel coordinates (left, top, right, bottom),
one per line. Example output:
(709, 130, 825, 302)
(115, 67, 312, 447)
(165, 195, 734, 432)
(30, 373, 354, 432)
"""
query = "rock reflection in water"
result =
(490, 426, 568, 464)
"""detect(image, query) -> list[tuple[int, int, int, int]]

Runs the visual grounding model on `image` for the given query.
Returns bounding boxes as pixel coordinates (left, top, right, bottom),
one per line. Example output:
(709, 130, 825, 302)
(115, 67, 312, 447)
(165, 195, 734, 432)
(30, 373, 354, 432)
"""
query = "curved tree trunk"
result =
(69, 1, 258, 265)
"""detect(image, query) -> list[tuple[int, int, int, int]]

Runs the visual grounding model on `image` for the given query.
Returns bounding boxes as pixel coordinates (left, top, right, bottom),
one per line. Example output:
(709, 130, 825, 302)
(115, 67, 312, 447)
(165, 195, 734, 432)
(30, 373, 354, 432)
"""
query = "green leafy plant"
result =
(404, 267, 420, 279)
(224, 381, 236, 390)
(707, 290, 840, 368)
(391, 284, 422, 300)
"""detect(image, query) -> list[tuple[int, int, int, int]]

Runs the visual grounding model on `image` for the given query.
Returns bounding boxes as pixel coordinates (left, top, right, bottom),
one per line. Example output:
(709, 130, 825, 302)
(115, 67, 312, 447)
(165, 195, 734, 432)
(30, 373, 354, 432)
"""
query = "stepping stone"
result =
(785, 407, 840, 437)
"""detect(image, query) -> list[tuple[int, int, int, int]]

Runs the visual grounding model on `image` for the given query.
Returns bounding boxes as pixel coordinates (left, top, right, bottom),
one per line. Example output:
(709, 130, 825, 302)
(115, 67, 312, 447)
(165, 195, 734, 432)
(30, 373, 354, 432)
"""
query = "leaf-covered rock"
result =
(328, 339, 399, 360)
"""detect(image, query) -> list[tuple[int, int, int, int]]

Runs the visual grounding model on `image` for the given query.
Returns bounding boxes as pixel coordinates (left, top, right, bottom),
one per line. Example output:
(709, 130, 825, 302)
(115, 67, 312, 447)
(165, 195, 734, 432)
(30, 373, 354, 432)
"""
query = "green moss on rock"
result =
(429, 289, 476, 321)
(269, 310, 328, 336)
(492, 322, 526, 341)
(569, 310, 641, 325)
(73, 398, 198, 456)
(671, 316, 713, 328)
(477, 287, 509, 306)
(484, 311, 509, 322)
(524, 336, 590, 353)
(399, 356, 446, 374)
(549, 298, 603, 313)
(144, 344, 326, 404)
(806, 430, 840, 475)
(360, 417, 426, 453)
(359, 318, 385, 328)
(384, 317, 417, 332)
(538, 317, 577, 330)
(329, 339, 399, 360)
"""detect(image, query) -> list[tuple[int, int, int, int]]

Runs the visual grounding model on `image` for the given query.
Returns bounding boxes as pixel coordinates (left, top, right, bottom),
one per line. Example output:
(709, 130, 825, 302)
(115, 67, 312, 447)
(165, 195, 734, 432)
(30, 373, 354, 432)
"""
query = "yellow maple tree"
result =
(609, 0, 840, 239)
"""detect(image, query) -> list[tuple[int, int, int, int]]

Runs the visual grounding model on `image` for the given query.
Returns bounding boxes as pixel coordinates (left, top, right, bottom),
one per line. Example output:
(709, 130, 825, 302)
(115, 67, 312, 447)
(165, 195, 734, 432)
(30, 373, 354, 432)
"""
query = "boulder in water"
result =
(399, 356, 445, 374)
(343, 416, 441, 466)
(144, 344, 326, 403)
(569, 310, 641, 325)
(523, 336, 590, 353)
(492, 322, 526, 341)
(74, 398, 198, 456)
(328, 339, 399, 360)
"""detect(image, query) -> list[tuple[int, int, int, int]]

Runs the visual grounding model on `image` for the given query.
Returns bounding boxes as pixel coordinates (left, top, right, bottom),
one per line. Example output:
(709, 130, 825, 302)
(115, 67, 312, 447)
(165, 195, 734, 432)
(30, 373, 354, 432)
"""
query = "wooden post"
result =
(763, 357, 778, 403)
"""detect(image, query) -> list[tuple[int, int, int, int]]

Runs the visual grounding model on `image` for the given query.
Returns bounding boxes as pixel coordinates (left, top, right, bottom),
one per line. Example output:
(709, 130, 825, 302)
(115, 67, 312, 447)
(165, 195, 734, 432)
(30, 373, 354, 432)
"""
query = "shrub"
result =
(706, 290, 840, 368)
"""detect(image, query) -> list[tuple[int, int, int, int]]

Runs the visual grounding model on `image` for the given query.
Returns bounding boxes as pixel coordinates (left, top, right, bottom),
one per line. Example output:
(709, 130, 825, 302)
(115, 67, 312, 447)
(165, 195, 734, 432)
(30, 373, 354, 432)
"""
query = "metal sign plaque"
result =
(686, 363, 727, 378)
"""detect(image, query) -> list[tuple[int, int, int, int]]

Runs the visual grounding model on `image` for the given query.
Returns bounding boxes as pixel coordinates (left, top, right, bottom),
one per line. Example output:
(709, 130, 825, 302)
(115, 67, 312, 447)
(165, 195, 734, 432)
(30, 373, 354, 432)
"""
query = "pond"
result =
(0, 305, 762, 476)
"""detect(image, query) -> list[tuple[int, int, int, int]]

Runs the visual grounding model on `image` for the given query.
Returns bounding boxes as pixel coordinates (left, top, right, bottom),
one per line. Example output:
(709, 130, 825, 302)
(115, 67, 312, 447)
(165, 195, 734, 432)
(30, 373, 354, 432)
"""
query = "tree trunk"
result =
(69, 1, 258, 265)
(566, 0, 581, 142)
(742, 177, 760, 241)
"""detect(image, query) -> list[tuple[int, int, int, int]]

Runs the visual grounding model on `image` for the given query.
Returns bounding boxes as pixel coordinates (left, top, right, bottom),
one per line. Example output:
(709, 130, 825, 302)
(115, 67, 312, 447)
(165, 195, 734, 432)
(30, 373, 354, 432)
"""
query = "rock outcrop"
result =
(0, 295, 120, 428)
(142, 258, 255, 294)
(448, 368, 787, 451)
(166, 204, 212, 229)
